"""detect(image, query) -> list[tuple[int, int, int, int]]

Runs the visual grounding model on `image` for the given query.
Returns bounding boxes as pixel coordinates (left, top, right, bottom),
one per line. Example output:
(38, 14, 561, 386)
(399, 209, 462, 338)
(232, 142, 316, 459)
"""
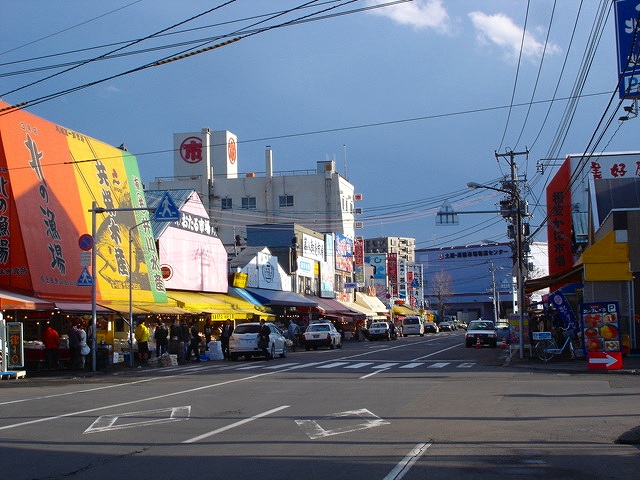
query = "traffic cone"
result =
(501, 339, 507, 350)
(475, 337, 481, 349)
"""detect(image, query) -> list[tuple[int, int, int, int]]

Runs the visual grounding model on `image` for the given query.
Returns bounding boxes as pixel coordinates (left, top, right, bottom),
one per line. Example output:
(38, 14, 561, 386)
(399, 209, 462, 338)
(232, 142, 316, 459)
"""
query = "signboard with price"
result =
(581, 301, 623, 370)
(7, 322, 24, 369)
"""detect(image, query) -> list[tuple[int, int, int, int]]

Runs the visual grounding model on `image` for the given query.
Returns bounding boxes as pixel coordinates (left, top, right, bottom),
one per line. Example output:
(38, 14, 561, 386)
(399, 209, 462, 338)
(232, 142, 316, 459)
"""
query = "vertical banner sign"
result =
(615, 0, 640, 99)
(546, 159, 573, 282)
(550, 289, 579, 334)
(7, 321, 24, 369)
(387, 253, 398, 297)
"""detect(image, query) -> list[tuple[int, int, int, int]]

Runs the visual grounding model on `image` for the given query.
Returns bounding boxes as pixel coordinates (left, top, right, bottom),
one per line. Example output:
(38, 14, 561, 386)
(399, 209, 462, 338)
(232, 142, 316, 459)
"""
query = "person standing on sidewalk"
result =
(41, 323, 60, 370)
(134, 319, 150, 363)
(154, 321, 168, 358)
(186, 321, 201, 362)
(220, 318, 234, 360)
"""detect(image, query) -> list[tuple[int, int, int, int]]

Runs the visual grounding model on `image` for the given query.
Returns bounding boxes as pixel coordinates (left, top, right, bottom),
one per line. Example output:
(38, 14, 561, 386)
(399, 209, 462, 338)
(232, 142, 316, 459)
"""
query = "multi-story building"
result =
(149, 129, 356, 252)
(364, 237, 415, 262)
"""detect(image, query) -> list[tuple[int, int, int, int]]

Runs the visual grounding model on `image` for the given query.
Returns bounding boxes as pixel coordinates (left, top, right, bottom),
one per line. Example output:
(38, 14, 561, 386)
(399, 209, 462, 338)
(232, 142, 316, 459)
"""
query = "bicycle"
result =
(534, 326, 576, 362)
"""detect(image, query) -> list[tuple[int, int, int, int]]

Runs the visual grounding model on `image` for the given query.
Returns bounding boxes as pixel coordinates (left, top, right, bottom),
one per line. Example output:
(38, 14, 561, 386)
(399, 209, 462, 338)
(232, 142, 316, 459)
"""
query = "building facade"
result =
(149, 129, 356, 251)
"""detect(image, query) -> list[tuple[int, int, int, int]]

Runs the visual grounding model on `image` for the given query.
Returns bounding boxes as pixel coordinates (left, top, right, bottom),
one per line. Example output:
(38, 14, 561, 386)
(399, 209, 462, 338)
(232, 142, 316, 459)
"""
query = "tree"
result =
(431, 270, 453, 322)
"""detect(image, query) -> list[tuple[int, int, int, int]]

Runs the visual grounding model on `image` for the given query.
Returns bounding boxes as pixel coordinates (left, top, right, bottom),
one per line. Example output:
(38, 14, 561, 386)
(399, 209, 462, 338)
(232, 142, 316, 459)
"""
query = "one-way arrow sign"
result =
(587, 352, 622, 371)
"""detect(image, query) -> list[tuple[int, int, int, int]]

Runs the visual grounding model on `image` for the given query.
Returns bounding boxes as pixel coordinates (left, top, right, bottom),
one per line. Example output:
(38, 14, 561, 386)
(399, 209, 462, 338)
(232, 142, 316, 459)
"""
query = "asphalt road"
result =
(1, 330, 639, 480)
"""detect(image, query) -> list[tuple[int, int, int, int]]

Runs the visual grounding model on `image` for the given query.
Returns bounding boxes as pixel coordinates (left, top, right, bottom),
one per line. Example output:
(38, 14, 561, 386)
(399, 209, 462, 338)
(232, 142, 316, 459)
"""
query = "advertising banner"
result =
(334, 233, 353, 272)
(0, 101, 165, 302)
(615, 0, 640, 99)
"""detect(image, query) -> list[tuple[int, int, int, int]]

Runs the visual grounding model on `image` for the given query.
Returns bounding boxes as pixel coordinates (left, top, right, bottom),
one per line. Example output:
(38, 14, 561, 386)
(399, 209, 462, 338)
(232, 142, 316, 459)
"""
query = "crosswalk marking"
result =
(345, 362, 374, 369)
(228, 361, 475, 372)
(318, 362, 349, 369)
(400, 362, 424, 369)
(373, 363, 398, 369)
(428, 362, 450, 369)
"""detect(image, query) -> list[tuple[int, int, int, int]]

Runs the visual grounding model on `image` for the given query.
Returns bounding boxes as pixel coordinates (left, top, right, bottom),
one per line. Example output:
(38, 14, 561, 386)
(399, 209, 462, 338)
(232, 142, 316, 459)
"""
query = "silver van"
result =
(402, 316, 424, 336)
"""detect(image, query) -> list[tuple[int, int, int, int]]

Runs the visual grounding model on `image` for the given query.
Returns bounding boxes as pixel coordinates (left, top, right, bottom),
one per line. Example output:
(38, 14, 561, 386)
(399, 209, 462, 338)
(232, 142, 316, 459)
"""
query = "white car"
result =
(228, 322, 287, 360)
(303, 322, 342, 350)
(465, 320, 498, 348)
(368, 321, 392, 340)
(402, 316, 424, 336)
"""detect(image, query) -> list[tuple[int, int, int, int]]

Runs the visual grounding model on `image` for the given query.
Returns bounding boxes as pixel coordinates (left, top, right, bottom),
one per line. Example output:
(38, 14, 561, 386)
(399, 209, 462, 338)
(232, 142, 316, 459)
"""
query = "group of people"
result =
(39, 320, 90, 371)
(133, 318, 235, 363)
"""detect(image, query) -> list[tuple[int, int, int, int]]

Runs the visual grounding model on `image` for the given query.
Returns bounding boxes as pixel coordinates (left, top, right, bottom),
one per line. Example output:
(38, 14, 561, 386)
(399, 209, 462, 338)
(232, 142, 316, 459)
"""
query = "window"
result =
(279, 194, 294, 207)
(221, 198, 232, 210)
(241, 196, 256, 209)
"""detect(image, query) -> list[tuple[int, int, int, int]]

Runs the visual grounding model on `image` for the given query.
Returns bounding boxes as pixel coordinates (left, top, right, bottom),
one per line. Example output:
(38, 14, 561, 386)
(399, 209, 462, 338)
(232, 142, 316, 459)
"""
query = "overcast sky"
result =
(0, 1, 633, 253)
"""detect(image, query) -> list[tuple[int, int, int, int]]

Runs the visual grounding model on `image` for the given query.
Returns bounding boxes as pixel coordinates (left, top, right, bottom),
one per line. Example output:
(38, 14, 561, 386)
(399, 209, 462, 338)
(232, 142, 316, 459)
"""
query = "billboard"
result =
(0, 101, 165, 303)
(615, 0, 640, 99)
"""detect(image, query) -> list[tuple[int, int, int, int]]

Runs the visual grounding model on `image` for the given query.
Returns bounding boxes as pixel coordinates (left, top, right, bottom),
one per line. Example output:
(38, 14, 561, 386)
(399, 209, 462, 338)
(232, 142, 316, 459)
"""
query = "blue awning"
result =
(228, 287, 263, 306)
(244, 288, 317, 307)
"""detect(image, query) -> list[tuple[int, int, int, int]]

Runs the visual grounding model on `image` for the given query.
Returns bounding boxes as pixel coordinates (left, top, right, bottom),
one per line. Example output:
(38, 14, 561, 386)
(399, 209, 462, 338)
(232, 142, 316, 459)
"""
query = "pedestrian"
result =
(186, 321, 201, 362)
(287, 320, 299, 350)
(78, 323, 90, 369)
(204, 319, 214, 346)
(67, 320, 82, 370)
(41, 323, 60, 370)
(220, 318, 234, 360)
(258, 319, 271, 360)
(169, 318, 181, 340)
(134, 319, 150, 363)
(154, 321, 168, 357)
(180, 320, 190, 360)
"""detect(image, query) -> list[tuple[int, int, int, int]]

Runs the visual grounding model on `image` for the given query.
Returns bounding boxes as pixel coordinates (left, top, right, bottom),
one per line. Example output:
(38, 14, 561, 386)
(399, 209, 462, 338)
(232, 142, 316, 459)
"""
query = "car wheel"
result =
(305, 345, 310, 351)
(465, 341, 471, 348)
(420, 333, 424, 337)
(337, 341, 342, 349)
(230, 353, 238, 361)
(280, 344, 287, 358)
(330, 340, 335, 349)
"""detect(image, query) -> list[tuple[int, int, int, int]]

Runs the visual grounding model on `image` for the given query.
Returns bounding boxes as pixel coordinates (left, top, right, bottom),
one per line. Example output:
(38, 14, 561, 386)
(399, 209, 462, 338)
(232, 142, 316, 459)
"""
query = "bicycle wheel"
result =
(535, 339, 556, 362)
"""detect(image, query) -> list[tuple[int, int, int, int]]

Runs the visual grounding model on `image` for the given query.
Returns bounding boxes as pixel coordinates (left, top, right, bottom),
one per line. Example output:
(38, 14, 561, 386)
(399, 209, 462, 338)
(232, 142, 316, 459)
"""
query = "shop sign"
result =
(581, 301, 622, 369)
(7, 322, 24, 369)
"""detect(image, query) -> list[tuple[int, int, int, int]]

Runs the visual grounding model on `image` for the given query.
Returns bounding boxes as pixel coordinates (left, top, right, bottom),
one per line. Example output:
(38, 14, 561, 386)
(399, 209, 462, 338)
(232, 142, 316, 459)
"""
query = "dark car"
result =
(424, 322, 439, 333)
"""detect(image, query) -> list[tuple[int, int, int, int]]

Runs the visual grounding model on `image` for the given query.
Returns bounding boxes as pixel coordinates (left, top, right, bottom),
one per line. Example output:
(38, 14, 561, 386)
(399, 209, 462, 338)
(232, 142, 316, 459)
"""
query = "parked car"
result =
(424, 322, 439, 333)
(368, 321, 392, 340)
(228, 322, 287, 360)
(402, 316, 424, 336)
(303, 322, 342, 350)
(438, 321, 454, 331)
(464, 320, 498, 348)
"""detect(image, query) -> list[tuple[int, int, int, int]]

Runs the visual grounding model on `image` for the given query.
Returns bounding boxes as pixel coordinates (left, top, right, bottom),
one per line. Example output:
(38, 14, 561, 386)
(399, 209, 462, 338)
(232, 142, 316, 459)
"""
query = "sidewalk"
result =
(502, 349, 640, 375)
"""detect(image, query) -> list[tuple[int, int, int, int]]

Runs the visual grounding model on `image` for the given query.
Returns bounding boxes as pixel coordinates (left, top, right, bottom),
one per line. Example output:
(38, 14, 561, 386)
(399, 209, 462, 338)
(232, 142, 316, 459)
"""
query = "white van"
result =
(402, 316, 424, 336)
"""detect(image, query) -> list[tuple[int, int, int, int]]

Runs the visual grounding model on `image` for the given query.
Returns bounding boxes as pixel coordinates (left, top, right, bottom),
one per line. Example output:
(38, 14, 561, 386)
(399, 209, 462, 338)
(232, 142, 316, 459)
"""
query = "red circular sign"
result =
(161, 265, 173, 280)
(228, 138, 237, 164)
(179, 136, 203, 164)
(78, 233, 94, 251)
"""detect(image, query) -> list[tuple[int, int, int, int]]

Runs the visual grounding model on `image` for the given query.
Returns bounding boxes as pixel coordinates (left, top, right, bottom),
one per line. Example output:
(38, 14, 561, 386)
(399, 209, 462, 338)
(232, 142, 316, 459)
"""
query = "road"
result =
(1, 330, 639, 479)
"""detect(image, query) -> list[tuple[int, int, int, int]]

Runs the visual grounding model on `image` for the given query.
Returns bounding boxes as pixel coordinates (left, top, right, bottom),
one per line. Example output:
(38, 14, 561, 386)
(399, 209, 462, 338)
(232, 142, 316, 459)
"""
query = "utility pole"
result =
(495, 149, 529, 359)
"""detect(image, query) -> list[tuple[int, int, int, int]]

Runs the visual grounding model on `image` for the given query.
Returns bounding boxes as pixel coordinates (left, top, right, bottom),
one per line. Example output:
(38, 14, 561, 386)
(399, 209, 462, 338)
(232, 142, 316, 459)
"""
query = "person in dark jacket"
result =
(258, 319, 271, 360)
(220, 318, 234, 360)
(154, 321, 168, 358)
(186, 322, 201, 362)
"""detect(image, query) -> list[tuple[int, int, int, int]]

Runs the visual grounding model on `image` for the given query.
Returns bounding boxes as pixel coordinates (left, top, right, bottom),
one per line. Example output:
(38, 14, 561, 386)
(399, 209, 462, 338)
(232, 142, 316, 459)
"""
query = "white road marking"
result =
(373, 363, 398, 369)
(384, 442, 432, 480)
(399, 363, 424, 369)
(458, 362, 475, 368)
(428, 362, 450, 369)
(183, 405, 290, 444)
(360, 368, 390, 379)
(84, 406, 190, 434)
(295, 408, 389, 439)
(318, 362, 349, 369)
(345, 362, 374, 369)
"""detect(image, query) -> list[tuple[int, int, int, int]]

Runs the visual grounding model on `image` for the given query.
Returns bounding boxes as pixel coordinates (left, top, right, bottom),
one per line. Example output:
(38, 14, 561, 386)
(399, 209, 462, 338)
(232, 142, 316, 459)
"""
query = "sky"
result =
(0, 0, 635, 254)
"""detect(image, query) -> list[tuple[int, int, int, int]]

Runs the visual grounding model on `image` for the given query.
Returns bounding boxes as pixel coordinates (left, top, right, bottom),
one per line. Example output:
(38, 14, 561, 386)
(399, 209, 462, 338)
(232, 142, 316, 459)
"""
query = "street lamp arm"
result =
(466, 181, 509, 194)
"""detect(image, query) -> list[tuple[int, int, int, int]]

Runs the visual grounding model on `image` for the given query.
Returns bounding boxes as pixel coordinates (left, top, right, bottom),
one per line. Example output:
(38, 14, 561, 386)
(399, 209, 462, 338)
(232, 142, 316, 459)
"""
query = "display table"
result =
(24, 344, 70, 370)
